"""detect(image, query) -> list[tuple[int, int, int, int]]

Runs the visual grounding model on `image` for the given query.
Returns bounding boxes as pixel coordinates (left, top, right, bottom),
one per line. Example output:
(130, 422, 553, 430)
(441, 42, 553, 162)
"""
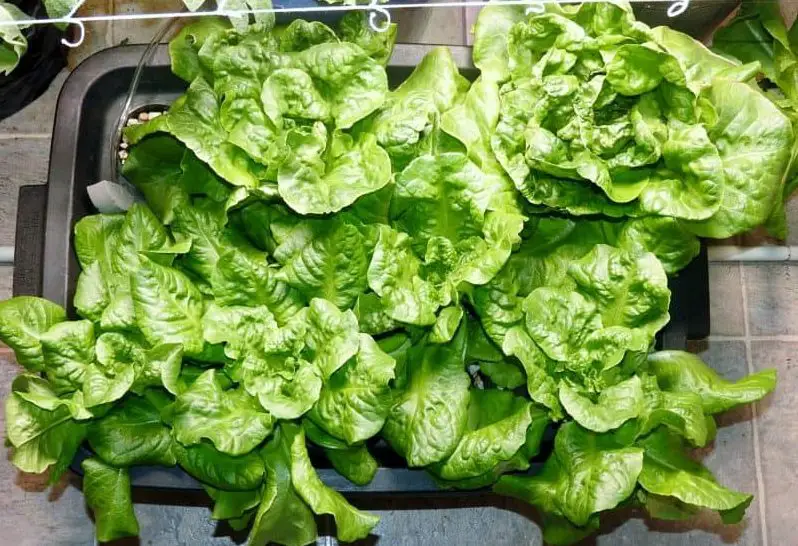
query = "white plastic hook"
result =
(368, 0, 392, 33)
(61, 19, 86, 48)
(667, 0, 690, 18)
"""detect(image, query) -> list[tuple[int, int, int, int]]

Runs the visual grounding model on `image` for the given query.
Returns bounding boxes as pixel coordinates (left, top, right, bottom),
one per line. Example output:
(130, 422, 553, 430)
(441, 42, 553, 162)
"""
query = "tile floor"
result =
(1, 3, 798, 546)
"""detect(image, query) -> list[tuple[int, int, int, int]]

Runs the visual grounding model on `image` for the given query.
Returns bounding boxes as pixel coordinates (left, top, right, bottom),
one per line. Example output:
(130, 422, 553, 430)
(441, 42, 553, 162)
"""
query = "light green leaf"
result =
(308, 334, 395, 444)
(367, 225, 446, 326)
(87, 395, 177, 467)
(5, 391, 85, 474)
(568, 244, 670, 350)
(523, 287, 630, 375)
(304, 298, 360, 379)
(82, 458, 139, 542)
(121, 136, 190, 225)
(170, 370, 274, 455)
(292, 42, 388, 128)
(502, 326, 562, 418)
(353, 293, 398, 335)
(168, 17, 231, 82)
(131, 256, 205, 355)
(616, 217, 700, 274)
(494, 422, 643, 526)
(273, 217, 369, 309)
(125, 77, 265, 188)
(206, 487, 261, 521)
(247, 428, 318, 546)
(242, 356, 323, 420)
(10, 375, 92, 420)
(279, 18, 337, 52)
(430, 306, 464, 344)
(325, 444, 378, 486)
(614, 374, 709, 448)
(0, 296, 66, 372)
(687, 79, 794, 237)
(203, 303, 278, 359)
(285, 423, 379, 542)
(211, 245, 305, 325)
(131, 343, 184, 395)
(337, 11, 396, 65)
(637, 429, 753, 521)
(176, 442, 265, 491)
(382, 327, 470, 467)
(431, 390, 542, 481)
(0, 3, 29, 75)
(278, 126, 391, 215)
(39, 320, 95, 394)
(559, 376, 645, 432)
(647, 350, 777, 414)
(472, 4, 526, 83)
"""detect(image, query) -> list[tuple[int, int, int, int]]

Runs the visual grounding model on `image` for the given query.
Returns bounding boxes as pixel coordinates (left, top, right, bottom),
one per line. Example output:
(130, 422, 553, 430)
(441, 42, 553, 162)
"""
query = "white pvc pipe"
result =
(0, 246, 13, 265)
(708, 245, 798, 262)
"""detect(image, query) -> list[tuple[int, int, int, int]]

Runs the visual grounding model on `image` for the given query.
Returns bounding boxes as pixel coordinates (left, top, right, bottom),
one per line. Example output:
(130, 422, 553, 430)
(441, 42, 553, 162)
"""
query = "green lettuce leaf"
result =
(647, 350, 777, 414)
(382, 326, 470, 466)
(247, 428, 318, 546)
(5, 381, 86, 475)
(494, 422, 643, 527)
(81, 458, 140, 542)
(308, 333, 395, 444)
(39, 320, 94, 395)
(131, 256, 205, 355)
(637, 429, 753, 523)
(87, 395, 177, 467)
(176, 442, 265, 491)
(284, 423, 379, 541)
(430, 389, 548, 482)
(0, 296, 66, 372)
(277, 125, 391, 215)
(168, 370, 274, 455)
(272, 216, 369, 309)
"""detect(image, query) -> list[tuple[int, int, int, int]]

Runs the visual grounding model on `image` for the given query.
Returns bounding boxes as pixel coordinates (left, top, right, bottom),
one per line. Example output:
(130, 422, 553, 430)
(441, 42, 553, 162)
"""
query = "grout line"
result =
(709, 334, 798, 342)
(740, 262, 770, 546)
(0, 133, 50, 140)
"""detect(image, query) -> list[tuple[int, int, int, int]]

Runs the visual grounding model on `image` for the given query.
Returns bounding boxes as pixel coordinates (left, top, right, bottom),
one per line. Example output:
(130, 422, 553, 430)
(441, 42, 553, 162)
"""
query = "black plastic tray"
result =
(12, 44, 709, 494)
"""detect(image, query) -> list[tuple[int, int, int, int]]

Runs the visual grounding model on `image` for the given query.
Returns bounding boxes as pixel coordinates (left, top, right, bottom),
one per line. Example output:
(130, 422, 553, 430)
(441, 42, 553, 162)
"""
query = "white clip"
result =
(368, 0, 392, 33)
(61, 19, 86, 48)
(667, 0, 690, 18)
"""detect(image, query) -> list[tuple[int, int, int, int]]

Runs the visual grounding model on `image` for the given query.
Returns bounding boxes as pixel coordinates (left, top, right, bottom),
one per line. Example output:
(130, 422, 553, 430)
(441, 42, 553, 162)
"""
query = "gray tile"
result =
(0, 355, 95, 546)
(355, 503, 542, 546)
(750, 341, 798, 546)
(67, 1, 114, 69)
(599, 340, 762, 546)
(708, 263, 745, 337)
(744, 263, 798, 336)
(0, 266, 12, 300)
(112, 0, 186, 46)
(395, 4, 466, 46)
(0, 138, 51, 246)
(786, 193, 798, 246)
(0, 70, 68, 135)
(464, 7, 479, 45)
(134, 502, 241, 545)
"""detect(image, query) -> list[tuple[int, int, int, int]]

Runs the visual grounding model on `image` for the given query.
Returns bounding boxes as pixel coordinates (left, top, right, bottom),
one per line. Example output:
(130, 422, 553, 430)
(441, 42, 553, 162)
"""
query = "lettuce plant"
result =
(0, 5, 784, 545)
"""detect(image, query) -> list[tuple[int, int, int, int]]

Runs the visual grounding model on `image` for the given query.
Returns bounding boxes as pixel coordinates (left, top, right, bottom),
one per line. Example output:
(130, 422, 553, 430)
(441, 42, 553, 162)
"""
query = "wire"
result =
(108, 14, 181, 182)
